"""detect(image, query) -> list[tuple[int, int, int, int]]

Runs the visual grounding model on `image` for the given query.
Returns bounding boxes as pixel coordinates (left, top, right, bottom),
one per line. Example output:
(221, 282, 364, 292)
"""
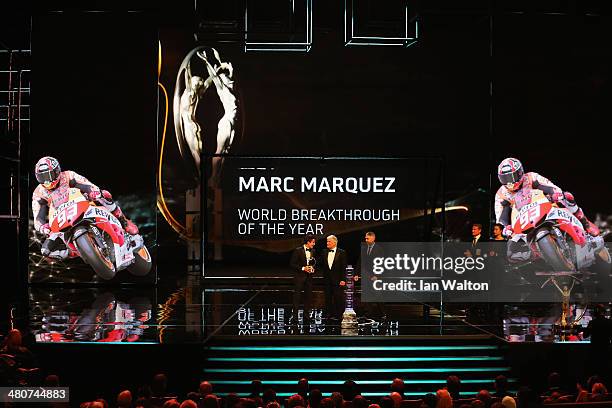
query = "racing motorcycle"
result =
(508, 188, 610, 271)
(47, 187, 152, 280)
(35, 293, 152, 342)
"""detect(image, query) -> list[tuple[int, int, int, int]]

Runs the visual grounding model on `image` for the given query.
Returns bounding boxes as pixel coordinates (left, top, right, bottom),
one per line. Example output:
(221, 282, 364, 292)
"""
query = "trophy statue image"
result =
(172, 46, 242, 261)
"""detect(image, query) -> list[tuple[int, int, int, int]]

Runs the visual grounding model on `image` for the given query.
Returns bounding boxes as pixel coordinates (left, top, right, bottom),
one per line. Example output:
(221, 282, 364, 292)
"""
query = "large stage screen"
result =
(205, 156, 445, 271)
(28, 13, 158, 284)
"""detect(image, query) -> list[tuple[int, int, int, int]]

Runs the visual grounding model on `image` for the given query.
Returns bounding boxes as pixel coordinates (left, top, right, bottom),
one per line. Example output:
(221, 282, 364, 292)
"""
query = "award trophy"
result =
(341, 265, 358, 334)
(306, 254, 316, 272)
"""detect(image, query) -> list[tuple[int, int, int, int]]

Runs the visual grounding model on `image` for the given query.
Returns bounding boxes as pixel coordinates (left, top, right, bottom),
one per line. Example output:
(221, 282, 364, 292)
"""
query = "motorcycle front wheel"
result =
(74, 227, 117, 280)
(127, 245, 152, 276)
(536, 232, 575, 272)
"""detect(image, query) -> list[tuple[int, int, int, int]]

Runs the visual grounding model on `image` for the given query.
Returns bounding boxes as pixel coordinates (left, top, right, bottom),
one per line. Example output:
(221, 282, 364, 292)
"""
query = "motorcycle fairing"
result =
(544, 207, 587, 247)
(512, 197, 552, 234)
(82, 206, 135, 269)
(47, 187, 142, 271)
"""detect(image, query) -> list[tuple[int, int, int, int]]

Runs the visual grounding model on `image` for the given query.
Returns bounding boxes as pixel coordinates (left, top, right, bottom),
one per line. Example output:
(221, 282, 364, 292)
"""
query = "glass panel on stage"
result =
(29, 287, 159, 343)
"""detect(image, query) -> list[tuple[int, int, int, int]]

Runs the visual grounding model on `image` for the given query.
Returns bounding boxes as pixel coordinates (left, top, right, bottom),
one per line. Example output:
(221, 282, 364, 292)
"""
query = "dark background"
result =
(26, 13, 159, 283)
(1, 1, 612, 400)
(0, 0, 610, 301)
(31, 12, 158, 196)
(163, 5, 612, 219)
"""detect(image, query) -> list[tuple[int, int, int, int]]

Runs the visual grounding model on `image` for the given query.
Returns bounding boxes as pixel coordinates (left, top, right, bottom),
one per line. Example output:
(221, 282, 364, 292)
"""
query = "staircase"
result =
(203, 334, 514, 398)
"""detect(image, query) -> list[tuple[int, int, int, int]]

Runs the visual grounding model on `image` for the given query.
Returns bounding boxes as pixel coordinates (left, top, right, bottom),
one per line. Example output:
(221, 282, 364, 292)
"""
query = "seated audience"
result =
(331, 392, 344, 408)
(541, 373, 565, 397)
(117, 390, 132, 408)
(225, 393, 241, 408)
(379, 396, 393, 408)
(391, 378, 406, 399)
(203, 395, 220, 408)
(501, 396, 516, 408)
(288, 393, 306, 408)
(470, 400, 484, 408)
(422, 393, 438, 408)
(475, 390, 492, 407)
(515, 387, 536, 408)
(542, 392, 571, 404)
(249, 380, 264, 406)
(389, 392, 402, 408)
(321, 397, 334, 408)
(343, 380, 361, 401)
(163, 400, 180, 408)
(446, 376, 461, 400)
(310, 388, 323, 408)
(200, 381, 214, 398)
(263, 388, 278, 405)
(436, 389, 453, 408)
(590, 383, 608, 401)
(298, 378, 310, 400)
(494, 375, 512, 399)
(353, 395, 369, 408)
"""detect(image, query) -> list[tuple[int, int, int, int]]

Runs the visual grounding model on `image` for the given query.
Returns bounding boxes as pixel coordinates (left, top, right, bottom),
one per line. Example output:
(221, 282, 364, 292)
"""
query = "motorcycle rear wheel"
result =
(536, 232, 575, 272)
(74, 227, 117, 280)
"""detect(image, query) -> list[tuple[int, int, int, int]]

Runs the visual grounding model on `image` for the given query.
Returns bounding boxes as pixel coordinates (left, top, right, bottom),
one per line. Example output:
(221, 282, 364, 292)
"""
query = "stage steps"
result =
(203, 334, 514, 398)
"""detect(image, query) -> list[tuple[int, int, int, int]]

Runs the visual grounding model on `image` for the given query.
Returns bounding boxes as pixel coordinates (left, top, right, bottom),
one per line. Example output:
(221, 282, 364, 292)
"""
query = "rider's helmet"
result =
(498, 157, 525, 192)
(35, 156, 61, 190)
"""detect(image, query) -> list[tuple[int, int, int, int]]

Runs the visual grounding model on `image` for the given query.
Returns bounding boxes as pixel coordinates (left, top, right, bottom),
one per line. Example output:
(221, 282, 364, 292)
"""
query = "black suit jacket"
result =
(290, 246, 315, 276)
(467, 235, 488, 257)
(319, 248, 348, 284)
(357, 243, 385, 278)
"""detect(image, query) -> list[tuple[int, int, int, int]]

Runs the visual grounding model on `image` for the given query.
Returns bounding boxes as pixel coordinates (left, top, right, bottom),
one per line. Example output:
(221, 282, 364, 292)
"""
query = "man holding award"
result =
(290, 235, 317, 320)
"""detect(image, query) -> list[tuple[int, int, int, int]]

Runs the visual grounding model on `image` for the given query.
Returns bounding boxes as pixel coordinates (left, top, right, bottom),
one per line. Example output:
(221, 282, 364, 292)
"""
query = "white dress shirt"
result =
(304, 245, 311, 262)
(327, 248, 336, 269)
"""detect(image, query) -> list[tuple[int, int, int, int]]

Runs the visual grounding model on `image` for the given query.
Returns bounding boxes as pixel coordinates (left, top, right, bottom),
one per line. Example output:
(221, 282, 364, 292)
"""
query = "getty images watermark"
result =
(359, 242, 612, 303)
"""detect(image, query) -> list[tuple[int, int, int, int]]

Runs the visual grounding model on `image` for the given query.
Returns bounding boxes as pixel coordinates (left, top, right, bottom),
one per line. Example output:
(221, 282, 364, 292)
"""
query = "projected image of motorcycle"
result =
(47, 188, 152, 280)
(508, 188, 610, 271)
(30, 290, 155, 343)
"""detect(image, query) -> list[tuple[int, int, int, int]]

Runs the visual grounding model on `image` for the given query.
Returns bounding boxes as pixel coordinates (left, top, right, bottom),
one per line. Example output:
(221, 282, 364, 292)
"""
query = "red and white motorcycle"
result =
(509, 188, 610, 271)
(48, 188, 152, 280)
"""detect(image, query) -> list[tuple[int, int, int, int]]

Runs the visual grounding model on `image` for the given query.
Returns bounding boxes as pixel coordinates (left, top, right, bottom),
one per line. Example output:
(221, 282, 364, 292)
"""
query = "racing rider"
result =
(32, 156, 139, 259)
(494, 157, 599, 238)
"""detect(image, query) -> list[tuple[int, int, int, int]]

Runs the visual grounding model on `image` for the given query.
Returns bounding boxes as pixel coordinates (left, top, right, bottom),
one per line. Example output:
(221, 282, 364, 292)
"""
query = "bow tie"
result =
(329, 249, 335, 253)
(305, 248, 312, 252)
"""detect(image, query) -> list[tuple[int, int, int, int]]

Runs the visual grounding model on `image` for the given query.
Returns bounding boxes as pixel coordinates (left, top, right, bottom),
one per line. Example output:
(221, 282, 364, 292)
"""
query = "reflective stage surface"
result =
(27, 284, 604, 343)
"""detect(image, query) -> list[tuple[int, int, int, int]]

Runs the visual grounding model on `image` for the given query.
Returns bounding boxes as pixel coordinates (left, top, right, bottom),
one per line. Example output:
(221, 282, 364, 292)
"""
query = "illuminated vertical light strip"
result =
(344, 0, 347, 44)
(309, 0, 313, 51)
(244, 0, 248, 52)
(405, 1, 408, 41)
(305, 0, 309, 51)
(156, 41, 191, 238)
(351, 0, 355, 42)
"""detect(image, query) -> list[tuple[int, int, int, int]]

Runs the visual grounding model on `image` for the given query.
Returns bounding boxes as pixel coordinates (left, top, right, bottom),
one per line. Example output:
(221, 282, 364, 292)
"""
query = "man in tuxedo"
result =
(464, 223, 487, 258)
(290, 235, 317, 319)
(320, 235, 348, 319)
(356, 231, 385, 319)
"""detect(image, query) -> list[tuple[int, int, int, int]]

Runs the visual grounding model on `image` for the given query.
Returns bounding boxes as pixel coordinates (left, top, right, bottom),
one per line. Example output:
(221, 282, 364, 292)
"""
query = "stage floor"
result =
(25, 283, 593, 344)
